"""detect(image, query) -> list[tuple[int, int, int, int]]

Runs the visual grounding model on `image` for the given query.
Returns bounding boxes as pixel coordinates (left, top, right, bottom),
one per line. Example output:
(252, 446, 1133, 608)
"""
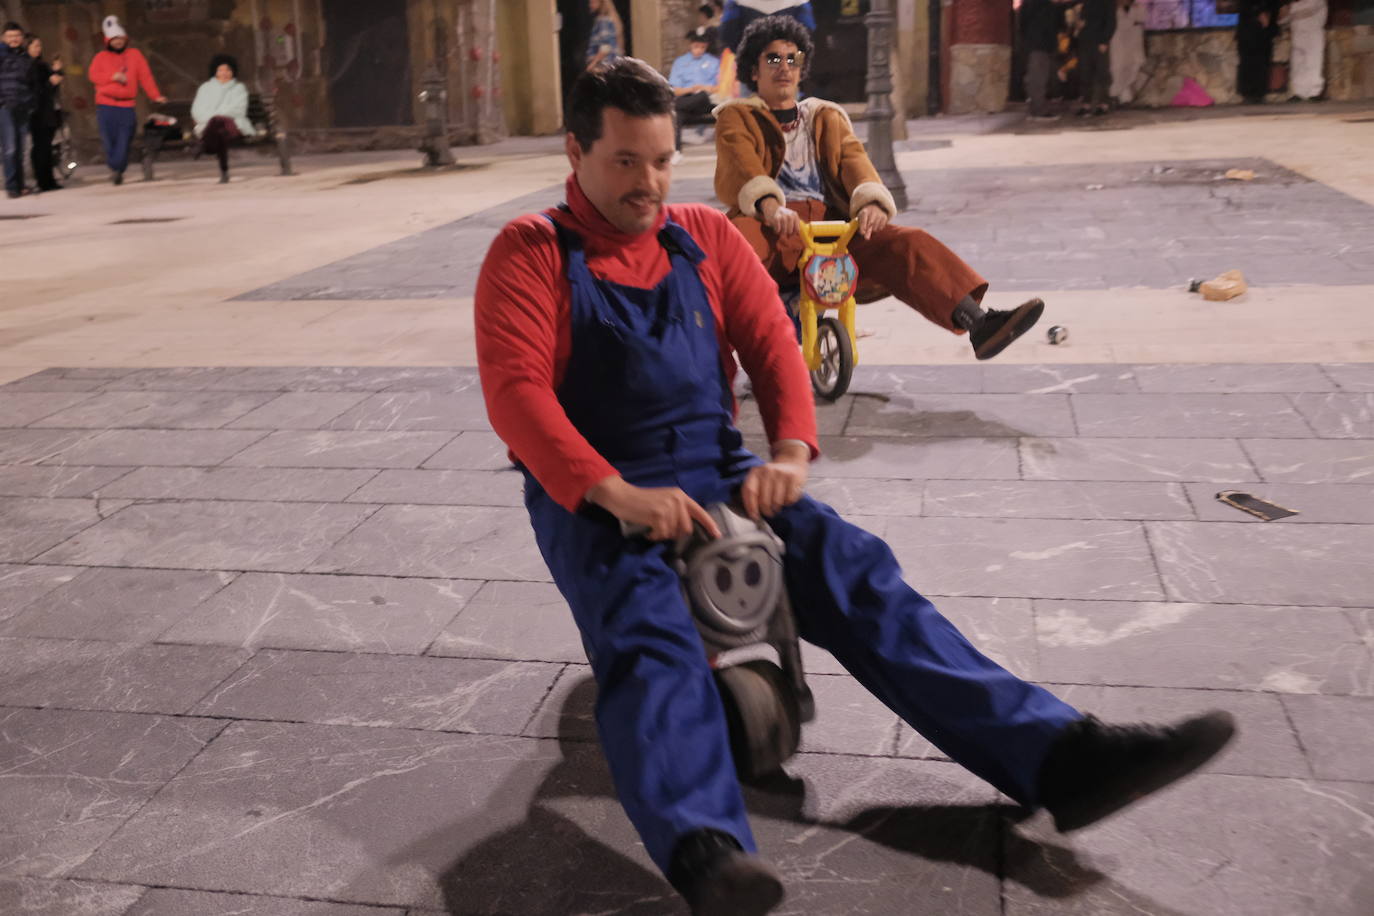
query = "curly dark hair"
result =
(566, 57, 675, 151)
(735, 14, 813, 94)
(208, 53, 239, 80)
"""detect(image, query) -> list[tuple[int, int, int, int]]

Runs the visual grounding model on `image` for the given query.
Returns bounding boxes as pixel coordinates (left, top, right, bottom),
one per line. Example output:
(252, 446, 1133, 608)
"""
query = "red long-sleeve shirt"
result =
(475, 175, 819, 512)
(88, 47, 162, 108)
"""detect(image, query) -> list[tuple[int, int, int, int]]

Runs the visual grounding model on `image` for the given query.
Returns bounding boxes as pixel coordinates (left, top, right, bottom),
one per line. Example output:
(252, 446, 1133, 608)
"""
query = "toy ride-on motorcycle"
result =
(625, 503, 815, 780)
(795, 220, 861, 401)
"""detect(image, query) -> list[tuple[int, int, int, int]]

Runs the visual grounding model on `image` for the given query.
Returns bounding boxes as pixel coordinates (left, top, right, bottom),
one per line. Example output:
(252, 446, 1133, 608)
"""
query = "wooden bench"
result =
(141, 91, 293, 181)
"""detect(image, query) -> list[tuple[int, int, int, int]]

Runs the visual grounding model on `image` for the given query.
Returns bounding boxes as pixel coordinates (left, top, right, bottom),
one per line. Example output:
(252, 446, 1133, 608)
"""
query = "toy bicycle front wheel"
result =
(809, 316, 853, 401)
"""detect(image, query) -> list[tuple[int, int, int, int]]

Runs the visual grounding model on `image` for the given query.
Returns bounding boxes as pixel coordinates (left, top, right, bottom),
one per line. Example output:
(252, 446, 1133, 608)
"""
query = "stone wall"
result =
(947, 42, 1011, 113)
(1135, 25, 1374, 107)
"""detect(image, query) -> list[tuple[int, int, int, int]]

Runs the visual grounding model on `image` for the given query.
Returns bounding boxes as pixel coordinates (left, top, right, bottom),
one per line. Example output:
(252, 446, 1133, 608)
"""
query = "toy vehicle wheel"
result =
(809, 316, 853, 401)
(716, 660, 801, 782)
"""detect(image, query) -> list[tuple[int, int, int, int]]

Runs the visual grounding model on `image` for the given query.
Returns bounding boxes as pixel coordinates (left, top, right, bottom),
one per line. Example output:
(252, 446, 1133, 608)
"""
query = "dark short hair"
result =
(686, 27, 709, 42)
(698, 3, 714, 16)
(1, 22, 23, 34)
(566, 57, 675, 151)
(736, 14, 813, 93)
(208, 53, 238, 79)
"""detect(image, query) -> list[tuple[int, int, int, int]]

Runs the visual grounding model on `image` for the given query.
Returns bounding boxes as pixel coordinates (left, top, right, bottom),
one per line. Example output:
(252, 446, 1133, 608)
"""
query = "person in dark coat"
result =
(24, 34, 62, 192)
(1075, 0, 1116, 116)
(0, 21, 35, 198)
(1236, 0, 1281, 103)
(1021, 0, 1062, 119)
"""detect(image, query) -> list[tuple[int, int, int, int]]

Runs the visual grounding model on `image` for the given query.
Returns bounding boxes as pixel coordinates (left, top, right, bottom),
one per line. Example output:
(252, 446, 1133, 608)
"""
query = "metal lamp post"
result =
(864, 0, 908, 211)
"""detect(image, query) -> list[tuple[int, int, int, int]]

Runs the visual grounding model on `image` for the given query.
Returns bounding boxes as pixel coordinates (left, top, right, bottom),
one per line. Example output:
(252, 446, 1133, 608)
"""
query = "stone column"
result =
(946, 0, 1011, 114)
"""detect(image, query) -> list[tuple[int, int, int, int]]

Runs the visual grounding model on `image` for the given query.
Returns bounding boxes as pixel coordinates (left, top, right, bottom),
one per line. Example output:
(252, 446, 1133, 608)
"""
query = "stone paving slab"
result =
(28, 391, 277, 430)
(0, 392, 98, 426)
(0, 878, 145, 916)
(308, 505, 548, 581)
(1184, 481, 1374, 524)
(1289, 392, 1374, 438)
(884, 517, 1163, 601)
(0, 564, 80, 626)
(71, 723, 563, 908)
(1002, 776, 1374, 916)
(0, 497, 107, 563)
(161, 572, 480, 654)
(1021, 436, 1259, 482)
(0, 638, 250, 715)
(36, 501, 379, 572)
(426, 580, 586, 664)
(1070, 393, 1314, 438)
(99, 466, 378, 503)
(1147, 520, 1374, 606)
(0, 567, 235, 642)
(125, 889, 404, 915)
(0, 708, 222, 879)
(1279, 695, 1374, 781)
(1035, 600, 1372, 694)
(923, 479, 1194, 520)
(36, 429, 268, 468)
(846, 393, 1076, 438)
(223, 392, 373, 430)
(192, 650, 560, 735)
(1240, 437, 1374, 482)
(345, 468, 523, 507)
(0, 465, 134, 498)
(223, 430, 456, 470)
(1130, 362, 1338, 393)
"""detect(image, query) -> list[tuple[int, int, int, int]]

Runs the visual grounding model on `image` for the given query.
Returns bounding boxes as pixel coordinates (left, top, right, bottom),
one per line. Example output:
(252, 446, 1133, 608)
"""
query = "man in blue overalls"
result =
(474, 58, 1235, 916)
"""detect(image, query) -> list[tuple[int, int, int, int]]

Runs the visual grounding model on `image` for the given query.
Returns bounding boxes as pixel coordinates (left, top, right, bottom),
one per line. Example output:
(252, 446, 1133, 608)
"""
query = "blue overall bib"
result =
(521, 211, 1081, 875)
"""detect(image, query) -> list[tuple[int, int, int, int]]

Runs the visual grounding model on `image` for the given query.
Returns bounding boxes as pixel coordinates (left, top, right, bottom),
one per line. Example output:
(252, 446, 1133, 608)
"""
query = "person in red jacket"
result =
(474, 58, 1235, 915)
(87, 15, 164, 185)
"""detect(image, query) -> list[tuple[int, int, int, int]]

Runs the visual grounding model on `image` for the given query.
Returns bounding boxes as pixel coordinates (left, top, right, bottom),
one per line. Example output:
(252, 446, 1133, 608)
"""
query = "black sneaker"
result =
(969, 298, 1044, 360)
(666, 829, 784, 916)
(1038, 711, 1237, 832)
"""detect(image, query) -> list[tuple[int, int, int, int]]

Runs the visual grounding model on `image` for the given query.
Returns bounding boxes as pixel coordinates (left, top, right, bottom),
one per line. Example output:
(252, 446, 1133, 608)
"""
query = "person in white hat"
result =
(87, 15, 165, 184)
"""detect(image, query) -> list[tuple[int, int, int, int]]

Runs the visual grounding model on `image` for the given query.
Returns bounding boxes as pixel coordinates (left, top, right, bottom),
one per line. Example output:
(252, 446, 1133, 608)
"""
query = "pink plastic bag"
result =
(1171, 77, 1215, 107)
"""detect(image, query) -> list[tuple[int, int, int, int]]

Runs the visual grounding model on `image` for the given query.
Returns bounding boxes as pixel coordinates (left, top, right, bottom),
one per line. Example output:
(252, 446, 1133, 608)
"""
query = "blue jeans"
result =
(96, 104, 136, 175)
(0, 107, 27, 194)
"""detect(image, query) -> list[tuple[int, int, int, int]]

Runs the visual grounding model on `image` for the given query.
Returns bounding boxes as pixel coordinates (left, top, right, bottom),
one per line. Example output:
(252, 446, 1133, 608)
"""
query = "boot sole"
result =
(1051, 711, 1237, 832)
(691, 854, 785, 916)
(974, 298, 1045, 360)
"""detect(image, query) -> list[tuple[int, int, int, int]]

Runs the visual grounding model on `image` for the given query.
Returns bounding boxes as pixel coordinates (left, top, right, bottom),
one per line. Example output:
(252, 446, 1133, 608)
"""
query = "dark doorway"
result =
(323, 0, 414, 127)
(557, 0, 634, 112)
(806, 0, 869, 103)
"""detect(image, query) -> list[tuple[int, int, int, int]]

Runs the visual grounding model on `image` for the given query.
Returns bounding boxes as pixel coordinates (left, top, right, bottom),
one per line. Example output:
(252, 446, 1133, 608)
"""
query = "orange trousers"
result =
(729, 199, 988, 334)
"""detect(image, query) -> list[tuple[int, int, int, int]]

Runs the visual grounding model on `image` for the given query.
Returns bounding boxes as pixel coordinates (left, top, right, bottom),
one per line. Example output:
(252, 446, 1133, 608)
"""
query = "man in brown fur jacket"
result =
(714, 14, 1044, 360)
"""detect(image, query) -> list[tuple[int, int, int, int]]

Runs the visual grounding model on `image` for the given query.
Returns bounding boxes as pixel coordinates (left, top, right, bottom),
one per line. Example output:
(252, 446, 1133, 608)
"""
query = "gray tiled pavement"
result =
(2, 362, 1372, 914)
(236, 157, 1374, 302)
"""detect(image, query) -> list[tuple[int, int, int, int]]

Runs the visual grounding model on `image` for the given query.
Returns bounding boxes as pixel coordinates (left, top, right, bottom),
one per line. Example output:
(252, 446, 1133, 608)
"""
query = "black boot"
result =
(666, 829, 784, 916)
(219, 169, 230, 184)
(959, 296, 1045, 360)
(1037, 711, 1237, 832)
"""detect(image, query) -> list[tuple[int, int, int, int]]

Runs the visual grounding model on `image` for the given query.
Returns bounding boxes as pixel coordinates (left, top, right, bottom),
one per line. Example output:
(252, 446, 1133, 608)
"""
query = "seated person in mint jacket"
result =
(191, 54, 257, 182)
(474, 56, 1236, 915)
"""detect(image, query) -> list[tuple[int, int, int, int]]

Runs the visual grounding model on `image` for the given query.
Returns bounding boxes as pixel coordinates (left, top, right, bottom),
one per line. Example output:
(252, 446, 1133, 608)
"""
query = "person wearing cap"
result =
(88, 15, 165, 185)
(668, 27, 720, 150)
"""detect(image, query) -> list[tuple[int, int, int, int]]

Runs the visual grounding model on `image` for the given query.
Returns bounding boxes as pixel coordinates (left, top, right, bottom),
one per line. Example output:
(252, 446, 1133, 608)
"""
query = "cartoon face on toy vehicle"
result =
(803, 254, 857, 305)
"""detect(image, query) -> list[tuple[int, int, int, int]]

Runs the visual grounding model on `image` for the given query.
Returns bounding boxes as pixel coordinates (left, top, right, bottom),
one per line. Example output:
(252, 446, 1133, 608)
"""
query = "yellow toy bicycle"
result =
(795, 220, 860, 401)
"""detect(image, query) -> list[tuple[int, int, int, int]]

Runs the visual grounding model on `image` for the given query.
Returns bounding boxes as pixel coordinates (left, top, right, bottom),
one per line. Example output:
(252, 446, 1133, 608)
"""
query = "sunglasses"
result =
(763, 52, 804, 70)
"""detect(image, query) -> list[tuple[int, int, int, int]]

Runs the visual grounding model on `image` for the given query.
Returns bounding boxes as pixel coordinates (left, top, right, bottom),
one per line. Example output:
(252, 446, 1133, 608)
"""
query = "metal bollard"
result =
(418, 66, 455, 168)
